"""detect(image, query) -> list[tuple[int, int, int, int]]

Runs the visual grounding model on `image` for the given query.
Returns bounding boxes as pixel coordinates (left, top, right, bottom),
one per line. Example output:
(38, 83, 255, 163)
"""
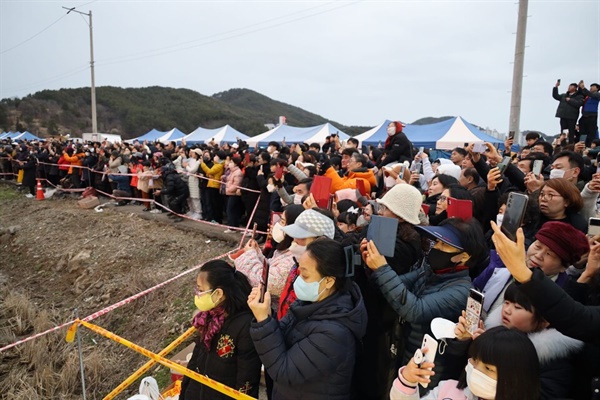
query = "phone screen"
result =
(497, 156, 512, 174)
(275, 165, 283, 180)
(251, 222, 257, 241)
(500, 192, 529, 241)
(580, 135, 588, 144)
(508, 131, 515, 140)
(532, 160, 543, 176)
(259, 258, 270, 303)
(419, 334, 438, 388)
(588, 217, 600, 237)
(465, 289, 484, 335)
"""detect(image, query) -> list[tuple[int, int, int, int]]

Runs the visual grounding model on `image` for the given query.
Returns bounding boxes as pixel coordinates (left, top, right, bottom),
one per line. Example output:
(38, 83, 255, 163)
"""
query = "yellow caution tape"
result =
(103, 326, 196, 400)
(69, 320, 256, 400)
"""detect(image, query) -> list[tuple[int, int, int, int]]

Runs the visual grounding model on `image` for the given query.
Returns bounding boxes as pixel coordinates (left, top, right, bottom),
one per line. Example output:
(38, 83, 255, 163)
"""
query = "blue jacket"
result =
(371, 262, 472, 386)
(474, 250, 568, 314)
(250, 283, 367, 400)
(581, 88, 600, 116)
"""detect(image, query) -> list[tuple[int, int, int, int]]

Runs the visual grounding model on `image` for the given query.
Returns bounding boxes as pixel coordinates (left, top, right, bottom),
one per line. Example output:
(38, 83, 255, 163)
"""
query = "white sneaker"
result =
(25, 193, 34, 198)
(223, 229, 236, 233)
(192, 213, 201, 220)
(150, 209, 162, 214)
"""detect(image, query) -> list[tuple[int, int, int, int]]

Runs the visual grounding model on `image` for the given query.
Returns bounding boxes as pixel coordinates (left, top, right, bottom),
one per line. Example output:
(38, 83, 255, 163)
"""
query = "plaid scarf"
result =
(192, 306, 226, 351)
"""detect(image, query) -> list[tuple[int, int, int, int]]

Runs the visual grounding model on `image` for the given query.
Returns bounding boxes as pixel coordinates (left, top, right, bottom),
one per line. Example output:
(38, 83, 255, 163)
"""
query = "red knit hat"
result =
(535, 221, 589, 265)
(393, 121, 405, 133)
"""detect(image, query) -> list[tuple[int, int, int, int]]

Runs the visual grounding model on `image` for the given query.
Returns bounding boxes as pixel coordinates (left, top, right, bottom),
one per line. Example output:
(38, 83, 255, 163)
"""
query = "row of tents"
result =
(128, 116, 504, 150)
(0, 131, 43, 141)
(2, 116, 505, 150)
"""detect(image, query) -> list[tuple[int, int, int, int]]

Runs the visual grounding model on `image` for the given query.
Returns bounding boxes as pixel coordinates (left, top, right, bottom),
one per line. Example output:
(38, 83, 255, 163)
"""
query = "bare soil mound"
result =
(0, 185, 240, 399)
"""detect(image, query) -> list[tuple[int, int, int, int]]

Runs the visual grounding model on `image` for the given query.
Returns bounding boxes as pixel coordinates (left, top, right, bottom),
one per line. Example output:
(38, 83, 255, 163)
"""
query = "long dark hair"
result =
(200, 260, 252, 315)
(306, 238, 352, 294)
(457, 326, 540, 399)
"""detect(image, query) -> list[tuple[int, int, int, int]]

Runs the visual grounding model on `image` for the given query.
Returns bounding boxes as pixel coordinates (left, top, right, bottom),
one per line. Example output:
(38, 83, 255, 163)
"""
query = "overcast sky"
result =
(1, 0, 599, 137)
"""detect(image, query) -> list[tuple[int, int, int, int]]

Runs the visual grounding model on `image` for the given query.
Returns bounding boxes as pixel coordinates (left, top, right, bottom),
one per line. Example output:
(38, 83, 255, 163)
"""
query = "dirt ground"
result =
(0, 183, 256, 399)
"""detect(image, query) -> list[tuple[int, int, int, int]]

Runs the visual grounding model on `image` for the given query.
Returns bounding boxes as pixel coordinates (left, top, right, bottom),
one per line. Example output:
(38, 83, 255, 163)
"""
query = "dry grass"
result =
(0, 290, 115, 399)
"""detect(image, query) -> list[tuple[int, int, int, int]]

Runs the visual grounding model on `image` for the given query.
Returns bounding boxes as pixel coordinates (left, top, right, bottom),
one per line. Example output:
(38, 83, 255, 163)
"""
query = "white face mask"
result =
(289, 242, 306, 258)
(271, 222, 286, 243)
(496, 213, 504, 227)
(549, 168, 565, 179)
(465, 360, 497, 399)
(213, 156, 220, 163)
(387, 126, 396, 136)
(384, 175, 397, 188)
(266, 184, 276, 193)
(293, 195, 303, 205)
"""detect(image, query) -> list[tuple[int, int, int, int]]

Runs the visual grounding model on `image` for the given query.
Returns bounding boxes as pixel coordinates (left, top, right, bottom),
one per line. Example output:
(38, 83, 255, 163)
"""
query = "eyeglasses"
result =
(437, 195, 448, 203)
(194, 287, 213, 296)
(539, 191, 562, 201)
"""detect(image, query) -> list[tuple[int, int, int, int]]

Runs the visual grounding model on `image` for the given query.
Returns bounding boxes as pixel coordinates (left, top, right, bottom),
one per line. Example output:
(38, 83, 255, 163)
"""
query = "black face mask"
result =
(427, 248, 462, 270)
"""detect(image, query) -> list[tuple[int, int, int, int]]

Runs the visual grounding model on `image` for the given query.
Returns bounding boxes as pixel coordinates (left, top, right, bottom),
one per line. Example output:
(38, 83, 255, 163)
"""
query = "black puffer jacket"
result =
(180, 310, 261, 400)
(377, 132, 413, 167)
(553, 87, 584, 120)
(161, 168, 189, 197)
(250, 283, 368, 400)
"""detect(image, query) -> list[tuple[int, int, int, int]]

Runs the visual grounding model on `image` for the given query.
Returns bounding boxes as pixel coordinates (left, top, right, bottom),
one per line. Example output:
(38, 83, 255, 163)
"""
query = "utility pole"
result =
(63, 7, 97, 133)
(508, 0, 528, 146)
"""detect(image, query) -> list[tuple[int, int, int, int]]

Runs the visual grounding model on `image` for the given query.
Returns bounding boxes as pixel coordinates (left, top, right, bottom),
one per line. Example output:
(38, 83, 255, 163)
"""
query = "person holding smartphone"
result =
(390, 327, 540, 400)
(553, 80, 585, 144)
(492, 223, 600, 399)
(362, 218, 488, 388)
(247, 238, 367, 400)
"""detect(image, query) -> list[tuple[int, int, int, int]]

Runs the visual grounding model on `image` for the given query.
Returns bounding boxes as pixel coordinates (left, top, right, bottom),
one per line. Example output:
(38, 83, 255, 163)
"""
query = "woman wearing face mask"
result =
(474, 221, 589, 315)
(453, 283, 583, 399)
(353, 183, 425, 400)
(276, 209, 337, 320)
(390, 326, 540, 400)
(248, 238, 368, 400)
(224, 156, 244, 232)
(536, 178, 587, 233)
(199, 150, 226, 224)
(362, 218, 488, 389)
(376, 121, 413, 168)
(179, 260, 261, 400)
(234, 204, 304, 315)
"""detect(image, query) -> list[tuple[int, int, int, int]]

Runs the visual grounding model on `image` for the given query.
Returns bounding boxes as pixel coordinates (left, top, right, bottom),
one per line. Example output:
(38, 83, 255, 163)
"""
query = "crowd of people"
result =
(1, 98, 600, 399)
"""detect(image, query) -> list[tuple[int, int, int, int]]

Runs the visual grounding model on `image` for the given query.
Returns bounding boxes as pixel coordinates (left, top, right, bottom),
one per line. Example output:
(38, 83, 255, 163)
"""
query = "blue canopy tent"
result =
(181, 127, 222, 145)
(157, 128, 186, 144)
(128, 129, 163, 143)
(248, 123, 349, 147)
(12, 131, 42, 141)
(0, 132, 8, 139)
(180, 125, 250, 145)
(355, 117, 502, 150)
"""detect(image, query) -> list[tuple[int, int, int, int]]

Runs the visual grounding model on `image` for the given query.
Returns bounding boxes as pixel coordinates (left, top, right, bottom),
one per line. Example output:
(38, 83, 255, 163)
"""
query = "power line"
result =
(97, 1, 336, 65)
(1, 14, 68, 55)
(0, 65, 89, 96)
(0, 0, 98, 55)
(96, 1, 360, 68)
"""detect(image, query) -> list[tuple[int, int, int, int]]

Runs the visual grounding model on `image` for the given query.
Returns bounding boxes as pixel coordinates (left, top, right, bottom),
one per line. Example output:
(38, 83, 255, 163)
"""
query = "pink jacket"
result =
(225, 166, 243, 196)
(234, 248, 295, 299)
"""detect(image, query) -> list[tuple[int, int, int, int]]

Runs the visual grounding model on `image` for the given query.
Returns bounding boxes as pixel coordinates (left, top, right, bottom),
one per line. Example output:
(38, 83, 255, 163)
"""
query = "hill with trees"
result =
(0, 87, 373, 139)
(0, 86, 470, 140)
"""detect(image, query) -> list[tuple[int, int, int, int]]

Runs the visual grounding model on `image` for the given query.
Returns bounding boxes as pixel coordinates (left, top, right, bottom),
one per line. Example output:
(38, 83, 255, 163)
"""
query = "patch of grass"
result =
(0, 185, 20, 201)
